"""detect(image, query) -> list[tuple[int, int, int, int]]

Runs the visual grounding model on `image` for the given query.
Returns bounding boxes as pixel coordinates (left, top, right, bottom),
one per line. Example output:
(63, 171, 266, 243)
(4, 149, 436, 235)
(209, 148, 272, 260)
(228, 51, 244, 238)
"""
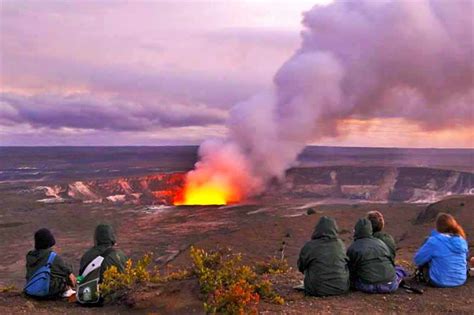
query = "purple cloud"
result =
(1, 92, 227, 131)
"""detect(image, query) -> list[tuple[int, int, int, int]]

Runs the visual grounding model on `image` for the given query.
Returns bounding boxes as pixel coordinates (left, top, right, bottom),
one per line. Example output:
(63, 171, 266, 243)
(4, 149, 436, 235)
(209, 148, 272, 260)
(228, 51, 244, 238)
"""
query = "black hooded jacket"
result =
(297, 216, 350, 296)
(25, 248, 73, 296)
(347, 218, 396, 285)
(79, 224, 127, 277)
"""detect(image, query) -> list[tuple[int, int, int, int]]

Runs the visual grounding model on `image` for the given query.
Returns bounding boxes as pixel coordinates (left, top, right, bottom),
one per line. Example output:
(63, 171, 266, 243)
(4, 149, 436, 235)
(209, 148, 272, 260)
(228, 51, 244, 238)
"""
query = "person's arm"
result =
(69, 273, 77, 287)
(464, 241, 469, 265)
(346, 246, 357, 283)
(52, 255, 75, 286)
(54, 255, 73, 275)
(25, 254, 30, 280)
(297, 243, 309, 273)
(386, 234, 396, 259)
(414, 237, 434, 266)
(79, 253, 88, 276)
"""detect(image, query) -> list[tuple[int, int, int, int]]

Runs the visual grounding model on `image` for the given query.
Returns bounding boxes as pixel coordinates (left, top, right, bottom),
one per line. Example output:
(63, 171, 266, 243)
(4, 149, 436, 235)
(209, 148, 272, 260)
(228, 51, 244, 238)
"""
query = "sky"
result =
(0, 0, 472, 148)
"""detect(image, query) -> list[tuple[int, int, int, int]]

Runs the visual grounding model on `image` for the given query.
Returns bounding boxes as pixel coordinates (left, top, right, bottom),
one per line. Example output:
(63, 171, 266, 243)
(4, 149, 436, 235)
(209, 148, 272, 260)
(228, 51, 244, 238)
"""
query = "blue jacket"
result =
(414, 230, 468, 287)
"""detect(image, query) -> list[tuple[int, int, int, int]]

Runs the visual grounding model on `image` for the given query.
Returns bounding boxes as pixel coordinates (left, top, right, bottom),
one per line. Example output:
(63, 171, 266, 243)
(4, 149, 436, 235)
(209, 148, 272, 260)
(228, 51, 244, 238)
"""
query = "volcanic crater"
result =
(34, 166, 473, 205)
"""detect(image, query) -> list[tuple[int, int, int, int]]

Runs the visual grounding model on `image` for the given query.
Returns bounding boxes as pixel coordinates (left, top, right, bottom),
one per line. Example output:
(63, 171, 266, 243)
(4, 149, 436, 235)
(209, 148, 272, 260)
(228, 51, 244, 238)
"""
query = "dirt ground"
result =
(0, 195, 472, 314)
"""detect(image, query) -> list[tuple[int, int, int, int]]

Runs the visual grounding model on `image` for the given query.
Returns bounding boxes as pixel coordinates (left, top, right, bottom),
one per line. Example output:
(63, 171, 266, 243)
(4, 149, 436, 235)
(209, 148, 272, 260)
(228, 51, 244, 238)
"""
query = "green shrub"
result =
(0, 285, 16, 293)
(100, 247, 286, 313)
(101, 252, 191, 301)
(255, 257, 290, 275)
(190, 246, 285, 314)
(100, 253, 152, 300)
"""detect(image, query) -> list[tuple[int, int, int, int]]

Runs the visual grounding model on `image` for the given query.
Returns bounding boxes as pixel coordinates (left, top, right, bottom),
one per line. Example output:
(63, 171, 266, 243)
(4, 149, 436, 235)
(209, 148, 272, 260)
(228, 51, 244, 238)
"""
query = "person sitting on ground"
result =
(79, 224, 128, 278)
(367, 210, 396, 259)
(297, 216, 350, 296)
(414, 213, 468, 287)
(25, 228, 76, 298)
(77, 224, 128, 304)
(347, 218, 404, 293)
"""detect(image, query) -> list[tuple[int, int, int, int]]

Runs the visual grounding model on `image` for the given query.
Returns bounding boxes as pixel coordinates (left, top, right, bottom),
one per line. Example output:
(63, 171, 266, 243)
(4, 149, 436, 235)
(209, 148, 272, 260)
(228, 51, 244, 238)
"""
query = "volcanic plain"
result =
(0, 146, 472, 314)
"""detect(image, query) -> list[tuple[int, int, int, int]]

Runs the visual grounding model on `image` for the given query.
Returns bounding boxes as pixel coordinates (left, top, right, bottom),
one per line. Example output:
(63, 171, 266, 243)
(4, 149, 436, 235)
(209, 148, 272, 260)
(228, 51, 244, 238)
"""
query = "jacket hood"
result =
(311, 216, 338, 239)
(94, 224, 116, 246)
(26, 249, 50, 268)
(354, 218, 373, 239)
(431, 230, 468, 254)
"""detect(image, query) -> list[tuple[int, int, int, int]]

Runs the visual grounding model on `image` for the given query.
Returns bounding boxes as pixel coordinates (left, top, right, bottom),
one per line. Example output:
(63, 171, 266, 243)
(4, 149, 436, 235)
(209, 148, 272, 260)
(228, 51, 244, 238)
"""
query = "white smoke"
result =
(187, 0, 473, 199)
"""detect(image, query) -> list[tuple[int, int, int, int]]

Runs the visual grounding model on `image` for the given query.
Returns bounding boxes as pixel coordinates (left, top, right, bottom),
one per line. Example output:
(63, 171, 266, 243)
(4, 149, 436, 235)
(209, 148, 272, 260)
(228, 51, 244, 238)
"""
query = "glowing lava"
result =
(173, 173, 244, 206)
(173, 141, 262, 206)
(174, 182, 240, 206)
(175, 185, 227, 205)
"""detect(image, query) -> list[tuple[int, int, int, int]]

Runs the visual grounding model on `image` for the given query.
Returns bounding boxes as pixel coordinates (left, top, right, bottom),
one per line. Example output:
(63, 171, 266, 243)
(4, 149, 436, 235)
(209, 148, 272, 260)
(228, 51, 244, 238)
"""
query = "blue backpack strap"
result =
(46, 252, 57, 266)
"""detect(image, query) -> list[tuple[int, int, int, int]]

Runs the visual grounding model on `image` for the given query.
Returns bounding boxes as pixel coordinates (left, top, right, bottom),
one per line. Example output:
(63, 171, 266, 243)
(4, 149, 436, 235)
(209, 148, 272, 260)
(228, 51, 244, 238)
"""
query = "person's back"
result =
(347, 218, 397, 292)
(297, 216, 349, 296)
(373, 231, 396, 258)
(414, 213, 468, 287)
(80, 224, 127, 278)
(367, 211, 396, 260)
(25, 228, 75, 298)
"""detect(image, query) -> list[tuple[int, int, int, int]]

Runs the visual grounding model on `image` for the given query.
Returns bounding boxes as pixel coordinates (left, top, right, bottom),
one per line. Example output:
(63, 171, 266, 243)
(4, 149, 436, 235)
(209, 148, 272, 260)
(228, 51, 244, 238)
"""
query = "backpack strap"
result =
(80, 247, 116, 277)
(81, 256, 105, 278)
(46, 252, 57, 266)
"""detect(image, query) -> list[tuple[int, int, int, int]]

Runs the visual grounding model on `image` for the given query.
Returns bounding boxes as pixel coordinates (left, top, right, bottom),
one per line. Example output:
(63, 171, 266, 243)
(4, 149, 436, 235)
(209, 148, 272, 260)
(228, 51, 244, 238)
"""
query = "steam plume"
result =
(183, 0, 474, 201)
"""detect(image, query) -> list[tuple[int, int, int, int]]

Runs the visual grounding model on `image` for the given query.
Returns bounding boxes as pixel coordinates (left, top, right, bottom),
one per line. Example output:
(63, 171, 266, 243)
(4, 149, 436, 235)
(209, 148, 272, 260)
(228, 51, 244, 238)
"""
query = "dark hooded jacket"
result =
(347, 218, 396, 285)
(297, 216, 350, 296)
(26, 248, 73, 297)
(79, 224, 127, 278)
(373, 231, 396, 260)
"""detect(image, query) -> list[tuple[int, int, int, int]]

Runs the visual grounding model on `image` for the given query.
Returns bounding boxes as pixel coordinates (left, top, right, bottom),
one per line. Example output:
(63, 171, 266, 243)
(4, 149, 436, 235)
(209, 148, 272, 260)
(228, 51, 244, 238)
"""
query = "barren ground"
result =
(0, 193, 472, 314)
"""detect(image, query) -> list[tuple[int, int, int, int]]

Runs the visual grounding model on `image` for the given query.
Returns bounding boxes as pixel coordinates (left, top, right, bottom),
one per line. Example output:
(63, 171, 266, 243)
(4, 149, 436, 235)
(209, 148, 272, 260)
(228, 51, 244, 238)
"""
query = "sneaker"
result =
(62, 288, 76, 298)
(293, 281, 305, 291)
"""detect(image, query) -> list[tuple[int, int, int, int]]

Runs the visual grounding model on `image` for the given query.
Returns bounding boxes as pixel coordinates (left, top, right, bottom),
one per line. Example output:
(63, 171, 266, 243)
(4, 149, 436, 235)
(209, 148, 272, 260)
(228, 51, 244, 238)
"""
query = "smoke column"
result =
(179, 0, 473, 204)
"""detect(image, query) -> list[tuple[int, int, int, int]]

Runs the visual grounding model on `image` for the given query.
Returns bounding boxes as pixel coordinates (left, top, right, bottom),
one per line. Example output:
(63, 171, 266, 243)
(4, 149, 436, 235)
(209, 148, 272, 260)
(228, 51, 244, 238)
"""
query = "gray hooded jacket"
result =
(347, 218, 396, 285)
(297, 216, 350, 296)
(79, 224, 127, 278)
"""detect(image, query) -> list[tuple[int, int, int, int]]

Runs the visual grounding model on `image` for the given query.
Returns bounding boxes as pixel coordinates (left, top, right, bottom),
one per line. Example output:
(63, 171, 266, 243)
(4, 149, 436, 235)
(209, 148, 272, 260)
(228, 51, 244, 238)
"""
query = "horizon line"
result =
(1, 145, 473, 150)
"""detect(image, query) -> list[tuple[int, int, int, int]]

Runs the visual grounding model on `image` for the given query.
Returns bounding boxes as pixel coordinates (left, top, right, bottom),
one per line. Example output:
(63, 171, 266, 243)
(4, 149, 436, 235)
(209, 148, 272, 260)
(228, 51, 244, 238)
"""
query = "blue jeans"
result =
(355, 266, 407, 293)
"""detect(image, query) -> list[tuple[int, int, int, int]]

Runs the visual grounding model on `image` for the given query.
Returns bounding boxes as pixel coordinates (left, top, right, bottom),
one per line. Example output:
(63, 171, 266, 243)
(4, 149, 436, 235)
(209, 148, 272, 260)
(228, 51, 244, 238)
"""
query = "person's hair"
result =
(34, 228, 56, 250)
(367, 211, 384, 233)
(436, 213, 466, 239)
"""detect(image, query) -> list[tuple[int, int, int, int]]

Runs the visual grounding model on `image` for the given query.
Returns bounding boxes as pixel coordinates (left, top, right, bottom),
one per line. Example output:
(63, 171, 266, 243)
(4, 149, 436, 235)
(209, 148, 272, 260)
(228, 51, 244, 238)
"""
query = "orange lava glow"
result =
(174, 181, 241, 206)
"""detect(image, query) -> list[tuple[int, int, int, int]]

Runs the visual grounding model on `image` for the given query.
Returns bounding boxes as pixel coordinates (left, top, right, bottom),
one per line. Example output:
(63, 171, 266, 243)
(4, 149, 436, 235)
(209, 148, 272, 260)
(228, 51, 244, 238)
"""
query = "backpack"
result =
(24, 252, 57, 297)
(76, 248, 114, 304)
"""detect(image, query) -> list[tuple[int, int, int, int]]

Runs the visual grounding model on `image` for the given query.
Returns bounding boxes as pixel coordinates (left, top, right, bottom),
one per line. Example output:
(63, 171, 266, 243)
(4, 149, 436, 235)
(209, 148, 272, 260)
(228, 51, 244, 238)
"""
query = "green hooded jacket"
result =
(373, 231, 396, 260)
(297, 216, 350, 296)
(26, 248, 73, 297)
(79, 224, 127, 278)
(347, 218, 396, 285)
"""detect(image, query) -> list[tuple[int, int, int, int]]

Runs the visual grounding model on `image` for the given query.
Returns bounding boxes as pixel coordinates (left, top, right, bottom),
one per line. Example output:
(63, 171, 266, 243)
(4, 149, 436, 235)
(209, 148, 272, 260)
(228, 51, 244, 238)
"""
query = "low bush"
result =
(255, 256, 290, 275)
(101, 253, 153, 300)
(100, 252, 191, 301)
(190, 246, 285, 314)
(100, 247, 286, 313)
(0, 285, 16, 293)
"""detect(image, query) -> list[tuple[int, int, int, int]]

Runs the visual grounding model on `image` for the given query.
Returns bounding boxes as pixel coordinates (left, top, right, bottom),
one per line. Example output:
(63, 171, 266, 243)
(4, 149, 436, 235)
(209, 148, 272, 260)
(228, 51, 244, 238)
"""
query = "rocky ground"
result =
(0, 192, 473, 314)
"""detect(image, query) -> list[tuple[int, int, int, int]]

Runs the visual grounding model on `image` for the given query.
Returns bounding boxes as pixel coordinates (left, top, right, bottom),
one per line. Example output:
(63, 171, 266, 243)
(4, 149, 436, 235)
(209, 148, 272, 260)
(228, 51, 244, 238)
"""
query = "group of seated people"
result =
(24, 211, 470, 302)
(298, 211, 470, 296)
(25, 224, 127, 299)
